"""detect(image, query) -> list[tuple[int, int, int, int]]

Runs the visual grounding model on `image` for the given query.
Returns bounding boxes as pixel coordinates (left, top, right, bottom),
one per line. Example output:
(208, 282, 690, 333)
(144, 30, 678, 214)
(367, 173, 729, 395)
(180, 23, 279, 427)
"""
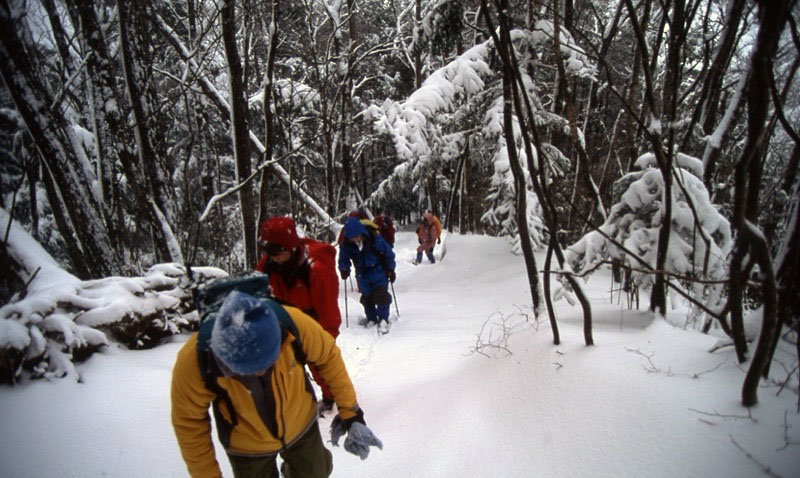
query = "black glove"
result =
(387, 270, 396, 283)
(340, 269, 350, 280)
(330, 408, 383, 460)
(437, 238, 441, 244)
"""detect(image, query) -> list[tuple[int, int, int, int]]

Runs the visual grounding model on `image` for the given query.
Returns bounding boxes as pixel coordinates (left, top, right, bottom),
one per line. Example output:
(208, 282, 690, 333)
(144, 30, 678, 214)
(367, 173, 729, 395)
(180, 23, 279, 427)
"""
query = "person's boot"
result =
(414, 252, 423, 264)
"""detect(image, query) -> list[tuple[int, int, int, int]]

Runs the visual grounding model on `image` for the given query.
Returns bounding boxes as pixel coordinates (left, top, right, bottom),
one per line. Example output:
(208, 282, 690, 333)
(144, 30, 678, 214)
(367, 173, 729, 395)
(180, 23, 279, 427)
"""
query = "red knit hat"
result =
(259, 216, 300, 250)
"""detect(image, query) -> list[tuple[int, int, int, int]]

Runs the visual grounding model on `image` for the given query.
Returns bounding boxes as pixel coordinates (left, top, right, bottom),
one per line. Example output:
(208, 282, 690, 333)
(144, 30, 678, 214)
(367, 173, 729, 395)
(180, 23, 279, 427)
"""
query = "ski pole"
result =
(390, 282, 400, 318)
(343, 278, 349, 327)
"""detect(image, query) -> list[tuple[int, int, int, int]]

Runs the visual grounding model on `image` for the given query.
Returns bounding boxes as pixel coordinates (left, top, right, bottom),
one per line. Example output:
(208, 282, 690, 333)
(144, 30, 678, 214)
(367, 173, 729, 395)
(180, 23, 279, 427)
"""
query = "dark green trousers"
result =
(227, 422, 333, 478)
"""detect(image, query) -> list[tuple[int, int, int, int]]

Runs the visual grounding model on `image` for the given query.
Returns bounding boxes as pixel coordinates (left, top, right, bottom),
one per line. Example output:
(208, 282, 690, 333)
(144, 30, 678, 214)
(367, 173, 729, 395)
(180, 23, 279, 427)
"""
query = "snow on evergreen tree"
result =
(561, 152, 732, 326)
(362, 22, 594, 248)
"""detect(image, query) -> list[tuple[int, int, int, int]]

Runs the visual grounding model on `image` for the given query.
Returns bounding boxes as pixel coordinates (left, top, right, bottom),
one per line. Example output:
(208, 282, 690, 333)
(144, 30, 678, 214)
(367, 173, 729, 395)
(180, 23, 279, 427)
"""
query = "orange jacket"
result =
(416, 215, 441, 252)
(171, 305, 358, 478)
(431, 216, 442, 239)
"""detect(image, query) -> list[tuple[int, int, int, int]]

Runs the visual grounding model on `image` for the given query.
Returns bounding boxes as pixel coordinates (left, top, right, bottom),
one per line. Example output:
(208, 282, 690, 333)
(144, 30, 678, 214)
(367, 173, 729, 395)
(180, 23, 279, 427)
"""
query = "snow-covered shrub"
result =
(0, 208, 226, 383)
(561, 153, 732, 325)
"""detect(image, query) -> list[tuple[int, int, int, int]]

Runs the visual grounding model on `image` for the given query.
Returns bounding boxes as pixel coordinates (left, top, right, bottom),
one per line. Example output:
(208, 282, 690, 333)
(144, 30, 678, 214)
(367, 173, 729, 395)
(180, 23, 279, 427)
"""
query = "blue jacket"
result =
(338, 218, 396, 289)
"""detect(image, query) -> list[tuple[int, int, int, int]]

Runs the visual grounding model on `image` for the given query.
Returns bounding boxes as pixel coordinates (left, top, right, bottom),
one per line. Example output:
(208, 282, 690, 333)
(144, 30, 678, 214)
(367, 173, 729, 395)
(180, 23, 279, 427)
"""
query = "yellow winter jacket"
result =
(171, 305, 358, 478)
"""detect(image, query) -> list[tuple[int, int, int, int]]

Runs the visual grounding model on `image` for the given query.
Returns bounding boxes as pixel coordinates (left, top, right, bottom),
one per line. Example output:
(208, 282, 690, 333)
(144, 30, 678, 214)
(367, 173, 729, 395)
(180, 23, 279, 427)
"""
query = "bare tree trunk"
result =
(25, 158, 39, 241)
(733, 0, 790, 406)
(117, 1, 184, 264)
(220, 0, 257, 268)
(67, 0, 132, 260)
(414, 0, 423, 89)
(483, 0, 592, 343)
(553, 0, 606, 227)
(498, 37, 543, 319)
(684, 0, 747, 184)
(765, 185, 799, 378)
(623, 0, 674, 316)
(39, 163, 90, 278)
(543, 238, 561, 345)
(444, 142, 468, 231)
(323, 97, 336, 214)
(258, 0, 280, 228)
(0, 7, 116, 278)
(426, 174, 439, 215)
(340, 0, 358, 209)
(621, 0, 652, 172)
(40, 0, 75, 83)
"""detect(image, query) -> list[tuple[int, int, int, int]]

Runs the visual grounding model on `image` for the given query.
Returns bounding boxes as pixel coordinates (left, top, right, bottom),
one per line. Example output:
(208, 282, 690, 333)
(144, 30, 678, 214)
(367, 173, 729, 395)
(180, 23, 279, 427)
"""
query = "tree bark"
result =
(117, 0, 183, 264)
(221, 0, 257, 268)
(498, 38, 543, 319)
(482, 0, 550, 322)
(340, 0, 358, 209)
(684, 0, 747, 183)
(733, 0, 791, 405)
(622, 0, 674, 316)
(483, 0, 593, 343)
(258, 0, 280, 229)
(0, 7, 116, 278)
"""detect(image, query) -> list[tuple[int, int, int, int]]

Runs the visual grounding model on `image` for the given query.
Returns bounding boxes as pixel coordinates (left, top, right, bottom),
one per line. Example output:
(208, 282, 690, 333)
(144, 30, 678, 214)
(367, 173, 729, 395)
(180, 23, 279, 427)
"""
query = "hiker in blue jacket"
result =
(338, 218, 396, 332)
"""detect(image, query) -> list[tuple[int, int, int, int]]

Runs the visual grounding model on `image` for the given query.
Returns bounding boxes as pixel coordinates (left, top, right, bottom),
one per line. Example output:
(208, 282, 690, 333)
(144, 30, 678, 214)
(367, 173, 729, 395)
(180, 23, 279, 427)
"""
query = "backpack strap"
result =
(196, 317, 238, 449)
(263, 298, 307, 366)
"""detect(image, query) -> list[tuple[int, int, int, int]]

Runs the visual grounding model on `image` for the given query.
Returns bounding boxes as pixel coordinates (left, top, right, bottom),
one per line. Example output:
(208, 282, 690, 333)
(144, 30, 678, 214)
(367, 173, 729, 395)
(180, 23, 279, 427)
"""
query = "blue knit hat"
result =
(210, 291, 282, 375)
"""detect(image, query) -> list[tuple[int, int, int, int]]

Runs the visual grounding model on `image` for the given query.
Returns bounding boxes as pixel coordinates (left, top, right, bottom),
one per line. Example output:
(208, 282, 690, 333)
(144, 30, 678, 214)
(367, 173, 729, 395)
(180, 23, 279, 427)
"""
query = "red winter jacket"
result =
(256, 238, 342, 338)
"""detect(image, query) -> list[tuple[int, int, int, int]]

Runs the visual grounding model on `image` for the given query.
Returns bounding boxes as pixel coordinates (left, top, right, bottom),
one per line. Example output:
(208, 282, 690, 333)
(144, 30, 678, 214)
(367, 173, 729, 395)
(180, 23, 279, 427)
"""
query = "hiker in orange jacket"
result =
(256, 216, 341, 411)
(414, 211, 441, 264)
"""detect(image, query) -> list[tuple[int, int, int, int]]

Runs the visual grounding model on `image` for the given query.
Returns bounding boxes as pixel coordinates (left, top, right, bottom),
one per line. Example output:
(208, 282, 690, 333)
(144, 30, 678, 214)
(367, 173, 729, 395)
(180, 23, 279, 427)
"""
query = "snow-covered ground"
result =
(1, 231, 798, 477)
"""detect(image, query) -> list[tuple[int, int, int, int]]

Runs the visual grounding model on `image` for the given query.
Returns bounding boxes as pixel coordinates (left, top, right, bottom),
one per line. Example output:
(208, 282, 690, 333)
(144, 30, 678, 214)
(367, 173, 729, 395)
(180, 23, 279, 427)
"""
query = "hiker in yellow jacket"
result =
(171, 291, 382, 478)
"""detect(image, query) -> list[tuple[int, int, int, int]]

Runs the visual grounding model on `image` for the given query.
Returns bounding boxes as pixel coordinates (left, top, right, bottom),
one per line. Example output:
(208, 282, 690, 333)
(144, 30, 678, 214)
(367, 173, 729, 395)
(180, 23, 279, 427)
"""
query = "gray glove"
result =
(344, 422, 383, 459)
(330, 408, 383, 460)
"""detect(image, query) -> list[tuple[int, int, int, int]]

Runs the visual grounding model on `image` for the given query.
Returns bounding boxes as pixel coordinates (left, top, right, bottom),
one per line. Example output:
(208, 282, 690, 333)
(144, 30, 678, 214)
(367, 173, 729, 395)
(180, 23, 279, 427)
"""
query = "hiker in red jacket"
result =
(256, 216, 342, 411)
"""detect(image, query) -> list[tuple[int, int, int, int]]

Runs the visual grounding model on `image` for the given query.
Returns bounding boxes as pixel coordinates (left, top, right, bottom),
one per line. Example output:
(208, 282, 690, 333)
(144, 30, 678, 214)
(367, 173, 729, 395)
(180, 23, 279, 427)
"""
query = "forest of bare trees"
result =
(1, 0, 798, 405)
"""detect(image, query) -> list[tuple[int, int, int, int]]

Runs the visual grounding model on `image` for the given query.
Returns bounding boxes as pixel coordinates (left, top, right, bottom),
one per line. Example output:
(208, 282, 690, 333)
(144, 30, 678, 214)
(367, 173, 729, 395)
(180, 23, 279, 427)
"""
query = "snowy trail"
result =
(1, 231, 798, 478)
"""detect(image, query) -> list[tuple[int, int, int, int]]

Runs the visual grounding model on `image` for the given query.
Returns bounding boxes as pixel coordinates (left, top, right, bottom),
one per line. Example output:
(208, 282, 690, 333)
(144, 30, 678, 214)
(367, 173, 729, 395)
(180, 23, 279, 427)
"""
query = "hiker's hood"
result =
(343, 218, 368, 239)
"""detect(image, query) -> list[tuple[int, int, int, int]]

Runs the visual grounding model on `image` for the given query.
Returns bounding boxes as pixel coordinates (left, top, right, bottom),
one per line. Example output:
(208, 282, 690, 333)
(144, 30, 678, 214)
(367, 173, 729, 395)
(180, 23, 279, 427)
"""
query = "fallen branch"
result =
(730, 436, 785, 478)
(688, 408, 756, 423)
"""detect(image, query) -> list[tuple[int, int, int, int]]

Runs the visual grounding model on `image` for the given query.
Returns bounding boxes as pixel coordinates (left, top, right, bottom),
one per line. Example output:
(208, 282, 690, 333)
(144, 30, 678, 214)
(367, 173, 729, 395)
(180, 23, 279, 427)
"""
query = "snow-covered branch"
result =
(155, 13, 338, 235)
